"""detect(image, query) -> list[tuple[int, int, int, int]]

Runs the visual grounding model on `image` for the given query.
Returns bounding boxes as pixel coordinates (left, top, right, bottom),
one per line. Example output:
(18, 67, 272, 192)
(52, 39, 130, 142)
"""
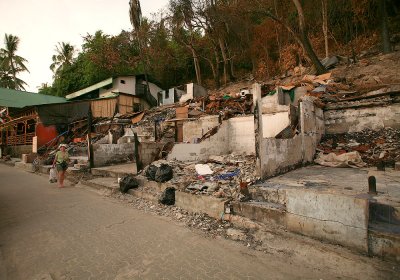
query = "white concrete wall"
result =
(160, 89, 175, 105)
(228, 116, 255, 154)
(261, 87, 307, 114)
(262, 112, 290, 138)
(179, 83, 194, 103)
(286, 189, 369, 252)
(183, 115, 220, 143)
(113, 76, 136, 95)
(324, 103, 400, 134)
(168, 122, 229, 161)
(259, 97, 324, 178)
(93, 143, 135, 167)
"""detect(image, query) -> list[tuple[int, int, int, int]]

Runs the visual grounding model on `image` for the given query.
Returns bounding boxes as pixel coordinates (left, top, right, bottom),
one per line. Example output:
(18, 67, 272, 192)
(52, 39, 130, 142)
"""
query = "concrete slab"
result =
(256, 166, 400, 207)
(81, 177, 119, 191)
(175, 191, 227, 219)
(91, 163, 137, 178)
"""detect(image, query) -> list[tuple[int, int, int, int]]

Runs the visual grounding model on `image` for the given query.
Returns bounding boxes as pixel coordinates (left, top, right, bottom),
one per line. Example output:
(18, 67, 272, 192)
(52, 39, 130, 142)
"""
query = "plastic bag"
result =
(146, 164, 173, 183)
(154, 164, 173, 183)
(119, 175, 139, 193)
(49, 167, 57, 183)
(159, 187, 175, 205)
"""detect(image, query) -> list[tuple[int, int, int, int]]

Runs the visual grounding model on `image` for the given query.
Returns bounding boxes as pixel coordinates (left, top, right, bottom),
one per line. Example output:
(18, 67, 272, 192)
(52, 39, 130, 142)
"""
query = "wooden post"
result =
(253, 83, 264, 178)
(24, 121, 27, 145)
(134, 132, 142, 172)
(88, 107, 94, 169)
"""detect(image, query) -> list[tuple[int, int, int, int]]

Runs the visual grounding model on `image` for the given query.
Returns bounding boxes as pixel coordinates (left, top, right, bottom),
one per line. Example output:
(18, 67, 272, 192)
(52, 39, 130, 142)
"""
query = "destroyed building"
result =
(3, 52, 400, 262)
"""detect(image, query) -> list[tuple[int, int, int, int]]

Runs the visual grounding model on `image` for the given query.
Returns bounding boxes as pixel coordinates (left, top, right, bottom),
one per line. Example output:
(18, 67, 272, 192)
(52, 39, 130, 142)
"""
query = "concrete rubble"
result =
(318, 128, 400, 167)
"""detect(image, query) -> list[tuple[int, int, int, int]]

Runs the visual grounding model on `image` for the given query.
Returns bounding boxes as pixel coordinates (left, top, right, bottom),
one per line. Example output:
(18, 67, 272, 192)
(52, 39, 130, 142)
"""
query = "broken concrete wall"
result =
(258, 96, 324, 178)
(159, 89, 175, 106)
(139, 142, 164, 167)
(261, 86, 307, 114)
(118, 127, 155, 143)
(228, 116, 256, 154)
(93, 143, 135, 167)
(324, 103, 400, 134)
(262, 112, 290, 138)
(169, 115, 259, 161)
(286, 189, 369, 252)
(260, 135, 308, 177)
(179, 83, 208, 103)
(183, 115, 220, 143)
(175, 191, 226, 219)
(168, 122, 229, 161)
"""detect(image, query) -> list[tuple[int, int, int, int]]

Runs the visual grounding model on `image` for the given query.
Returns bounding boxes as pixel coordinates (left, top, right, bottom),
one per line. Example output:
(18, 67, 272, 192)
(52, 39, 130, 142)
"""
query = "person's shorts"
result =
(56, 162, 68, 172)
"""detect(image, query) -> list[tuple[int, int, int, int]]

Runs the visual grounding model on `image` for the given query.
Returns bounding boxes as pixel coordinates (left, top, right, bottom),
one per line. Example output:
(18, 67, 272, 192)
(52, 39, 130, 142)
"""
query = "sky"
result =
(0, 0, 169, 93)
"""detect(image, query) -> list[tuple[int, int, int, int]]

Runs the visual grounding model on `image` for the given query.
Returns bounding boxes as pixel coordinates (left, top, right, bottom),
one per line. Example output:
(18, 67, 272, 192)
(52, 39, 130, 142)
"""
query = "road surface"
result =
(0, 165, 397, 279)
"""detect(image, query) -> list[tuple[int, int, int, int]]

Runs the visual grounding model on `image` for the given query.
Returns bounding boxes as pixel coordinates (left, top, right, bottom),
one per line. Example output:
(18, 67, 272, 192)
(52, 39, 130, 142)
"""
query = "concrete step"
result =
(231, 201, 286, 226)
(91, 163, 137, 178)
(368, 221, 400, 262)
(80, 177, 159, 202)
(80, 177, 119, 191)
(249, 184, 287, 205)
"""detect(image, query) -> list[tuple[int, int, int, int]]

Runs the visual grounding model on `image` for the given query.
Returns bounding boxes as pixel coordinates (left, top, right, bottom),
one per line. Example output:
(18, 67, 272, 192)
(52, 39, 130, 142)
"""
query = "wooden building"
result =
(0, 88, 66, 148)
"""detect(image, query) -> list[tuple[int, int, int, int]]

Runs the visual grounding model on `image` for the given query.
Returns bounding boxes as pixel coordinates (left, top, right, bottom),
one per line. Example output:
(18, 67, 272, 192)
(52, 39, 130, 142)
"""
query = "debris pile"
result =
(145, 154, 259, 201)
(317, 128, 400, 167)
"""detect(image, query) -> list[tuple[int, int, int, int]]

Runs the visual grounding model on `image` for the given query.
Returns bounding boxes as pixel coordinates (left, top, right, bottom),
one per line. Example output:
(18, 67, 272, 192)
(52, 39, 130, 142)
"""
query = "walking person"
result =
(52, 144, 69, 188)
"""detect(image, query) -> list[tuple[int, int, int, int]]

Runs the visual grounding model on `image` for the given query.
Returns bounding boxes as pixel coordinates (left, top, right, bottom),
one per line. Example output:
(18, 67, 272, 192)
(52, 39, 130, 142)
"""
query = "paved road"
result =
(0, 165, 396, 280)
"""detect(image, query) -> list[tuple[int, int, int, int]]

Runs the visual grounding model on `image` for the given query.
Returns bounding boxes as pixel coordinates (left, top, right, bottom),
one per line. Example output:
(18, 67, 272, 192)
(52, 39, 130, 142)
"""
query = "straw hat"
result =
(59, 144, 68, 148)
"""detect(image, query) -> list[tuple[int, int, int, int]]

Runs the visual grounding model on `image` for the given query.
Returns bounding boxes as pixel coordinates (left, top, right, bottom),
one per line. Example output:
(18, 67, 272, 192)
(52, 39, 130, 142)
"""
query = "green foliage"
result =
(44, 0, 399, 95)
(50, 42, 76, 77)
(0, 34, 29, 90)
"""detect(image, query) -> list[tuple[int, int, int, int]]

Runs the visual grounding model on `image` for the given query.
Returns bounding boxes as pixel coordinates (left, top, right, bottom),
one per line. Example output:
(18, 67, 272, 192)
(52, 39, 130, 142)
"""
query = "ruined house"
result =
(0, 87, 66, 157)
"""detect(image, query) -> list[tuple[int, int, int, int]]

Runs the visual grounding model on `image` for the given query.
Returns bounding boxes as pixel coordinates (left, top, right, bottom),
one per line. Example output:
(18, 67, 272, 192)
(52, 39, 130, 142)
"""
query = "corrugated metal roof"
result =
(0, 87, 67, 108)
(65, 77, 113, 100)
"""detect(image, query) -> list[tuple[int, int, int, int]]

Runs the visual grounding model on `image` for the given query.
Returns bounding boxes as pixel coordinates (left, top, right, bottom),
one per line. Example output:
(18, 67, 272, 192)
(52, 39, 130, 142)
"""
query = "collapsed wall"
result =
(255, 84, 325, 179)
(320, 89, 400, 167)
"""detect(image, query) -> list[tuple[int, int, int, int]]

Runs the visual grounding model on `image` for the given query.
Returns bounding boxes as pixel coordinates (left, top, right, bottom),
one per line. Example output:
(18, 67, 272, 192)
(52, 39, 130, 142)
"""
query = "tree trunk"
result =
(273, 0, 282, 70)
(322, 0, 329, 58)
(292, 0, 326, 74)
(190, 47, 202, 86)
(214, 47, 221, 88)
(380, 0, 391, 53)
(218, 38, 228, 85)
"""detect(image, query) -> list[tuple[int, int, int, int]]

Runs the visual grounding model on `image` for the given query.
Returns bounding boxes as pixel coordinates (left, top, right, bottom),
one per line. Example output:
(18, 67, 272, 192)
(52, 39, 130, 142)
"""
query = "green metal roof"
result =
(0, 87, 67, 108)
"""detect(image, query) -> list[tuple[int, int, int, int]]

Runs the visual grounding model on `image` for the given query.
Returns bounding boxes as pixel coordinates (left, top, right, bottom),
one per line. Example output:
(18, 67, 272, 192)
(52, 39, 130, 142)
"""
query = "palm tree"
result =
(50, 42, 75, 76)
(0, 34, 29, 90)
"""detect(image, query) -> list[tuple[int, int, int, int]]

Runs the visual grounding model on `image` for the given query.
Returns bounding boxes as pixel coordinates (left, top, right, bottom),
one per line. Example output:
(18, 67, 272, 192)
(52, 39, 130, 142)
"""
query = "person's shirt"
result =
(55, 151, 69, 164)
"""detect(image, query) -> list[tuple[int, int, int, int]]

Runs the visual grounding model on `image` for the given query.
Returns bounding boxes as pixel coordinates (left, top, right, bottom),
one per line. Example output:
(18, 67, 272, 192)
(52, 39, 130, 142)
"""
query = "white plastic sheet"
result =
(315, 151, 367, 168)
(195, 164, 213, 175)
